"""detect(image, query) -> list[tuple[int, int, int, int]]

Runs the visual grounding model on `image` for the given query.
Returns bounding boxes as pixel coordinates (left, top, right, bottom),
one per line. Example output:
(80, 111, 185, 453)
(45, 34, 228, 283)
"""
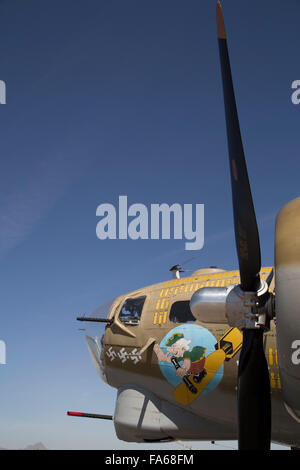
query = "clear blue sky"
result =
(0, 0, 298, 449)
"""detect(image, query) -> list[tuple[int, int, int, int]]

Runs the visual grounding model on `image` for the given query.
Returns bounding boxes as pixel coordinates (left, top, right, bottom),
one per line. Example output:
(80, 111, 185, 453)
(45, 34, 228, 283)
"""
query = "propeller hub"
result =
(225, 281, 273, 331)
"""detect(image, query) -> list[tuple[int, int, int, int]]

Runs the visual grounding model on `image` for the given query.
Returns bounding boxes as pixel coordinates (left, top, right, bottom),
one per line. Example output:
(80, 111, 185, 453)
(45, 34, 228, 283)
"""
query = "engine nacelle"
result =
(275, 197, 300, 422)
(190, 283, 271, 329)
(190, 287, 228, 324)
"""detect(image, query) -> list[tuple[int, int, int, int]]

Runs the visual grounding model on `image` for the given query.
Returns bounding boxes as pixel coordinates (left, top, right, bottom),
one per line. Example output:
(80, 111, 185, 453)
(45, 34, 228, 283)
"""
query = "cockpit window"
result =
(119, 296, 146, 325)
(169, 301, 196, 323)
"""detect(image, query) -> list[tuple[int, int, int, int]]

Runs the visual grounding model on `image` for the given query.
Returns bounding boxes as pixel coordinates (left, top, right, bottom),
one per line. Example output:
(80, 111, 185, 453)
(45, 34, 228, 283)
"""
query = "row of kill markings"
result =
(268, 348, 282, 390)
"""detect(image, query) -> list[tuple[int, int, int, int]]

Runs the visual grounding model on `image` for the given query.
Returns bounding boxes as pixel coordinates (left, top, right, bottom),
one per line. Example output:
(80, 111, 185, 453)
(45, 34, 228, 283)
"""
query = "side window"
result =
(169, 301, 196, 324)
(119, 296, 146, 325)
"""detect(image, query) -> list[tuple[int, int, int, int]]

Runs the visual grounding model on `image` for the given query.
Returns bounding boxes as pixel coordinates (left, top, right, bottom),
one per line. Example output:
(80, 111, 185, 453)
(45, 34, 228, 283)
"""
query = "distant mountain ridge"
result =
(23, 442, 47, 450)
(0, 442, 47, 450)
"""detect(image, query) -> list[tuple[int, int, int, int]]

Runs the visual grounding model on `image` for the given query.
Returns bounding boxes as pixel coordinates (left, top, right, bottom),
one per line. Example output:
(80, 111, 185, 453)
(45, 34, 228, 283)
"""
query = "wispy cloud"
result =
(0, 150, 89, 257)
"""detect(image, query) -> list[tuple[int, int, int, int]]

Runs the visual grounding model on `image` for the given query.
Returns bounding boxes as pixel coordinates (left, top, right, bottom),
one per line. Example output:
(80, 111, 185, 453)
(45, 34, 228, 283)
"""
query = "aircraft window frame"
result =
(118, 295, 146, 326)
(169, 300, 196, 324)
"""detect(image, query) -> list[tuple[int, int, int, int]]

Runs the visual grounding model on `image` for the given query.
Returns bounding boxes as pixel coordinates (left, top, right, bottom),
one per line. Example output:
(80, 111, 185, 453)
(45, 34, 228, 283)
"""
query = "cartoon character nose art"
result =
(154, 325, 242, 405)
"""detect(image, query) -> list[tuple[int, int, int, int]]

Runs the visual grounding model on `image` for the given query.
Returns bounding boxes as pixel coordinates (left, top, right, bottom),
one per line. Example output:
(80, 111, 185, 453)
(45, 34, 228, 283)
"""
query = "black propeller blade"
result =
(216, 1, 261, 293)
(238, 329, 271, 450)
(216, 1, 271, 450)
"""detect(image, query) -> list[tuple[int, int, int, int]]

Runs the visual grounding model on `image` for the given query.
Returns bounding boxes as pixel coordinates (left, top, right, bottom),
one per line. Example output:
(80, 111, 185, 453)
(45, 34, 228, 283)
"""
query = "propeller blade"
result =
(216, 1, 271, 450)
(238, 329, 271, 450)
(216, 1, 261, 292)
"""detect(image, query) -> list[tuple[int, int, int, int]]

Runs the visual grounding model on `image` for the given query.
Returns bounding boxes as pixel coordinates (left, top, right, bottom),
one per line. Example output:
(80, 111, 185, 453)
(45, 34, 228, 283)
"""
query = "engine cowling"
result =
(275, 197, 300, 422)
